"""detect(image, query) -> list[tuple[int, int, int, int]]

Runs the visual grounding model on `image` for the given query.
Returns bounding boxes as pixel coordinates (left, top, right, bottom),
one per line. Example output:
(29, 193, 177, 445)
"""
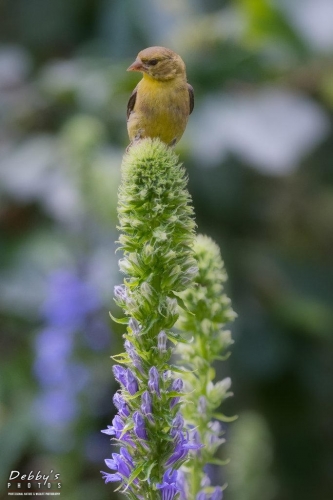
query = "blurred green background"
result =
(0, 1, 333, 499)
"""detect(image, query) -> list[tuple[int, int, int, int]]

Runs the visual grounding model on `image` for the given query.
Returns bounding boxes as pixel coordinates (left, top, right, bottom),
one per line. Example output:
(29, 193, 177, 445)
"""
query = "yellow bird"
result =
(126, 46, 194, 147)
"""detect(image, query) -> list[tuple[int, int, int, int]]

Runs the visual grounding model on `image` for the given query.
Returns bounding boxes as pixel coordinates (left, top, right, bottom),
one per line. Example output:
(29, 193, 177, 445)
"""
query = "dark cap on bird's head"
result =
(127, 46, 186, 81)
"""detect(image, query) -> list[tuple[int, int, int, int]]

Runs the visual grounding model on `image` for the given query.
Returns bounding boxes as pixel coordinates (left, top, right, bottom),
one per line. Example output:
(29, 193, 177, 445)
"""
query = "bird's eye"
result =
(148, 59, 159, 66)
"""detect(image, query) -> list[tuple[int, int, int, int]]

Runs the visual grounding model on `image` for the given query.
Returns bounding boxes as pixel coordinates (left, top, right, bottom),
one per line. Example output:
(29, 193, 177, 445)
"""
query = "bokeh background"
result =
(1, 1, 333, 499)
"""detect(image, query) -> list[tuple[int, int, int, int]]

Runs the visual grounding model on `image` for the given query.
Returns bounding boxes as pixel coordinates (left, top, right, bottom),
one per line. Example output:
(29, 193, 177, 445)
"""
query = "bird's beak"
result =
(127, 58, 144, 72)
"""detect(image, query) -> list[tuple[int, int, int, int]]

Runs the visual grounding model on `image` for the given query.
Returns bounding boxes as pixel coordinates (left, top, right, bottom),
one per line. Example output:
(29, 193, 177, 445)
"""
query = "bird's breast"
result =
(127, 78, 190, 145)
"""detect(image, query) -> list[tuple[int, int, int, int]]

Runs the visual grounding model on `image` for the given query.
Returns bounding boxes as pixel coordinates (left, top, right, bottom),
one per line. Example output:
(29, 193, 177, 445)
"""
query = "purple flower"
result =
(165, 432, 188, 466)
(120, 447, 134, 468)
(166, 429, 202, 467)
(157, 330, 167, 353)
(126, 368, 139, 395)
(101, 447, 134, 484)
(109, 415, 125, 438)
(157, 470, 179, 500)
(113, 392, 130, 418)
(100, 471, 121, 483)
(133, 411, 148, 440)
(114, 284, 128, 302)
(125, 340, 143, 372)
(171, 413, 184, 433)
(141, 391, 153, 416)
(34, 389, 78, 425)
(41, 270, 100, 329)
(198, 395, 207, 414)
(196, 493, 208, 500)
(148, 366, 160, 397)
(113, 366, 138, 395)
(101, 415, 134, 446)
(192, 430, 202, 455)
(111, 453, 131, 477)
(208, 421, 223, 446)
(129, 317, 140, 335)
(170, 378, 183, 408)
(113, 365, 127, 386)
(163, 469, 178, 484)
(176, 470, 188, 500)
(211, 487, 223, 500)
(172, 378, 183, 391)
(158, 482, 178, 500)
(34, 269, 106, 437)
(101, 425, 115, 436)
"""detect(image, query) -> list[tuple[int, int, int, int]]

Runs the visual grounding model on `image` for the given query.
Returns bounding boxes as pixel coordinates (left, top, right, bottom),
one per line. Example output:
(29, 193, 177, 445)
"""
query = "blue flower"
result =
(196, 493, 208, 500)
(133, 411, 148, 440)
(148, 366, 160, 397)
(113, 365, 139, 395)
(114, 284, 128, 303)
(166, 429, 202, 467)
(100, 471, 121, 483)
(157, 330, 167, 353)
(169, 378, 183, 408)
(101, 447, 134, 484)
(211, 486, 223, 500)
(171, 413, 185, 434)
(41, 270, 100, 329)
(126, 368, 139, 395)
(101, 415, 134, 446)
(128, 317, 140, 335)
(34, 269, 102, 434)
(157, 470, 180, 500)
(141, 391, 153, 416)
(112, 365, 127, 386)
(176, 470, 188, 500)
(113, 392, 130, 418)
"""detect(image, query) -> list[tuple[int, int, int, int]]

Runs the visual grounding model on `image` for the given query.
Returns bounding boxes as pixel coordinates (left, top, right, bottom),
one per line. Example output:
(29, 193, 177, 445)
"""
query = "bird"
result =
(126, 46, 194, 147)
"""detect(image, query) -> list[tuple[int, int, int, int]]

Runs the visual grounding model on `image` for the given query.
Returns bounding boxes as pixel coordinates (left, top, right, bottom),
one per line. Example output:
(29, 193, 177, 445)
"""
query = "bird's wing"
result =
(187, 83, 194, 115)
(127, 86, 138, 120)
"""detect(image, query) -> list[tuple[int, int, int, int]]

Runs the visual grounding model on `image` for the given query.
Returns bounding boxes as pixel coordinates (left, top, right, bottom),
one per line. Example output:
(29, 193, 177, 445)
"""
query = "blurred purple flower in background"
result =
(41, 270, 100, 329)
(33, 269, 108, 434)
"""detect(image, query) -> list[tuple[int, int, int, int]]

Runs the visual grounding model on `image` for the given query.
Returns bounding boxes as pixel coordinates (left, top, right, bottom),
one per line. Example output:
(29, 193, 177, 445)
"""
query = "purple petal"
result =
(211, 486, 223, 500)
(105, 458, 117, 470)
(133, 411, 148, 440)
(126, 368, 139, 395)
(141, 391, 153, 416)
(157, 482, 179, 500)
(101, 425, 116, 436)
(157, 331, 167, 353)
(112, 453, 131, 477)
(100, 471, 121, 483)
(113, 365, 127, 386)
(148, 366, 160, 397)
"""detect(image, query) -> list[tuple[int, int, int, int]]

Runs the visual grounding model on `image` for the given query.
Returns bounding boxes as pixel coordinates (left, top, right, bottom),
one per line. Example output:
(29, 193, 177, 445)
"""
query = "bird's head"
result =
(127, 46, 186, 81)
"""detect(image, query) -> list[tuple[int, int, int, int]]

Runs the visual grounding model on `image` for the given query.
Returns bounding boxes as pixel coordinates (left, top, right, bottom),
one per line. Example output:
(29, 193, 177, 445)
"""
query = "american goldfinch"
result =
(126, 46, 194, 147)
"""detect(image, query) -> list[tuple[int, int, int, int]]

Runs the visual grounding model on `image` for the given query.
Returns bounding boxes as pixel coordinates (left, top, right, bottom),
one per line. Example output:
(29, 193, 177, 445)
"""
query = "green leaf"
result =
(109, 312, 129, 324)
(142, 461, 157, 481)
(215, 352, 231, 361)
(110, 353, 129, 363)
(207, 457, 230, 466)
(169, 364, 196, 374)
(171, 291, 194, 315)
(213, 412, 238, 423)
(123, 462, 146, 490)
(166, 332, 191, 344)
(166, 391, 187, 398)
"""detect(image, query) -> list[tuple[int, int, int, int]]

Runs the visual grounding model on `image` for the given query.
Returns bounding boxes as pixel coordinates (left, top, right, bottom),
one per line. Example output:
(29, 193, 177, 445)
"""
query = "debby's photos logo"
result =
(7, 470, 62, 496)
